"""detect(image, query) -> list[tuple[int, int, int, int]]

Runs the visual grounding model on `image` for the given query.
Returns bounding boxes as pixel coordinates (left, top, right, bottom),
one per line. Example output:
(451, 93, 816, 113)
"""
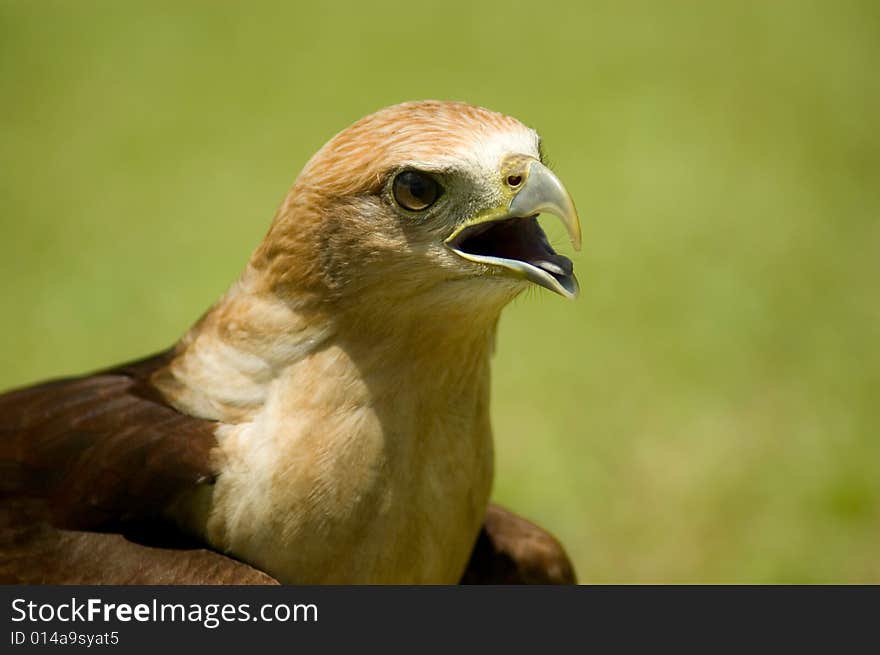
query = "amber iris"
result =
(393, 170, 441, 211)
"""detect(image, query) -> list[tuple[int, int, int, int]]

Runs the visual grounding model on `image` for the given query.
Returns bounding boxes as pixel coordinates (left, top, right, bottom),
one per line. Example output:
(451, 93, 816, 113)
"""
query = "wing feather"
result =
(0, 350, 274, 583)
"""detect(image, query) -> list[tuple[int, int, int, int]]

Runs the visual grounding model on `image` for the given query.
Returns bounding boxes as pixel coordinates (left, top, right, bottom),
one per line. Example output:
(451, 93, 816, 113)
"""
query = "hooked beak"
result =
(445, 159, 582, 298)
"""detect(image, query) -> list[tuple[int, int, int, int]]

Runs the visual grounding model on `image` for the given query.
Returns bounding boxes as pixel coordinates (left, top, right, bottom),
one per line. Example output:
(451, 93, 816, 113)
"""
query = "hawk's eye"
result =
(392, 170, 441, 211)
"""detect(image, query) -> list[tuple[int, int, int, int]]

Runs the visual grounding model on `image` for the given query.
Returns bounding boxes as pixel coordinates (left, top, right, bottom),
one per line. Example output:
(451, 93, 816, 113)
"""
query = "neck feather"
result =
(152, 263, 506, 424)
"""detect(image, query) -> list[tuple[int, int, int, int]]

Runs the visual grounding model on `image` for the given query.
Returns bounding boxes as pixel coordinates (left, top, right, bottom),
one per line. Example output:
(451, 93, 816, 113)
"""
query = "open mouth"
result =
(446, 216, 578, 298)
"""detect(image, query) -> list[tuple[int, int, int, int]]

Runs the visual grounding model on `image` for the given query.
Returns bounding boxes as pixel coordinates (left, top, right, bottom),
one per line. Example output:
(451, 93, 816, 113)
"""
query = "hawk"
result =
(1, 101, 581, 584)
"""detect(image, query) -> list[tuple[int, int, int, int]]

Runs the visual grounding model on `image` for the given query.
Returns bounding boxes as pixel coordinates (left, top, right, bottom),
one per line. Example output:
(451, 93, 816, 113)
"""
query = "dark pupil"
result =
(395, 171, 437, 209)
(404, 173, 429, 201)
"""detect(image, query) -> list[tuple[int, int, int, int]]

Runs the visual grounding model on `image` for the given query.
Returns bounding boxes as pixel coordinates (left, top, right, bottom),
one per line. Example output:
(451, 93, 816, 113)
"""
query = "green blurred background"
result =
(1, 1, 878, 582)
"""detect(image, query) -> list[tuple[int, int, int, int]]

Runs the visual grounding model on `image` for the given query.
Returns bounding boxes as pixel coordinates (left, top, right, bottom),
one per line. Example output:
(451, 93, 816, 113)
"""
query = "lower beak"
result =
(445, 160, 582, 298)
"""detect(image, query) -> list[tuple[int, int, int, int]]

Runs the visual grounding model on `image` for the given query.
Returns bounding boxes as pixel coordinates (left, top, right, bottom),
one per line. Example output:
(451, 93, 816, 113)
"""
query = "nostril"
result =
(507, 175, 522, 188)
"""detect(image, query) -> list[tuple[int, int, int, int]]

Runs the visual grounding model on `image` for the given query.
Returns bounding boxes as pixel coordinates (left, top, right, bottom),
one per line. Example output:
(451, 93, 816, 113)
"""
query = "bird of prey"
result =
(0, 101, 581, 585)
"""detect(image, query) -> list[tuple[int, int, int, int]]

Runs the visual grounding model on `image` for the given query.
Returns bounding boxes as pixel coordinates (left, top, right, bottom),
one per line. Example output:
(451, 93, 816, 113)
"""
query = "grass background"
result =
(1, 1, 877, 582)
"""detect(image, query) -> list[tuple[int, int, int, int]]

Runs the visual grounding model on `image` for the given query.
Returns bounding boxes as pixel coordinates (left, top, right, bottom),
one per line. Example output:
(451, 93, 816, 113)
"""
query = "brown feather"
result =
(0, 352, 275, 583)
(461, 504, 577, 585)
(0, 500, 277, 584)
(0, 350, 217, 532)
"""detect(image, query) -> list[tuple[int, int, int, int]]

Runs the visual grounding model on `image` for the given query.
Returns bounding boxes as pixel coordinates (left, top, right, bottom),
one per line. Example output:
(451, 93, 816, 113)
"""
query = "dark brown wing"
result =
(0, 350, 278, 584)
(1, 499, 278, 584)
(0, 349, 216, 531)
(459, 504, 577, 584)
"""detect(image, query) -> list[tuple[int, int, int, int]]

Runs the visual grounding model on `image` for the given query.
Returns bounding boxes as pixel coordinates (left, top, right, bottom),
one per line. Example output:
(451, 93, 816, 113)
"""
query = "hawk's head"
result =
(252, 101, 581, 312)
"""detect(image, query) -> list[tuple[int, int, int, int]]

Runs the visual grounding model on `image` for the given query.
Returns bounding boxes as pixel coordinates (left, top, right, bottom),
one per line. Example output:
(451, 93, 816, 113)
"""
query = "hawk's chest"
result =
(193, 350, 495, 583)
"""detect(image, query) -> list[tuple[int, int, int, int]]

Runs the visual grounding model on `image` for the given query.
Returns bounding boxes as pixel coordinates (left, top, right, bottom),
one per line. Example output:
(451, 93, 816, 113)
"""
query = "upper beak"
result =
(445, 159, 582, 298)
(509, 160, 582, 252)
